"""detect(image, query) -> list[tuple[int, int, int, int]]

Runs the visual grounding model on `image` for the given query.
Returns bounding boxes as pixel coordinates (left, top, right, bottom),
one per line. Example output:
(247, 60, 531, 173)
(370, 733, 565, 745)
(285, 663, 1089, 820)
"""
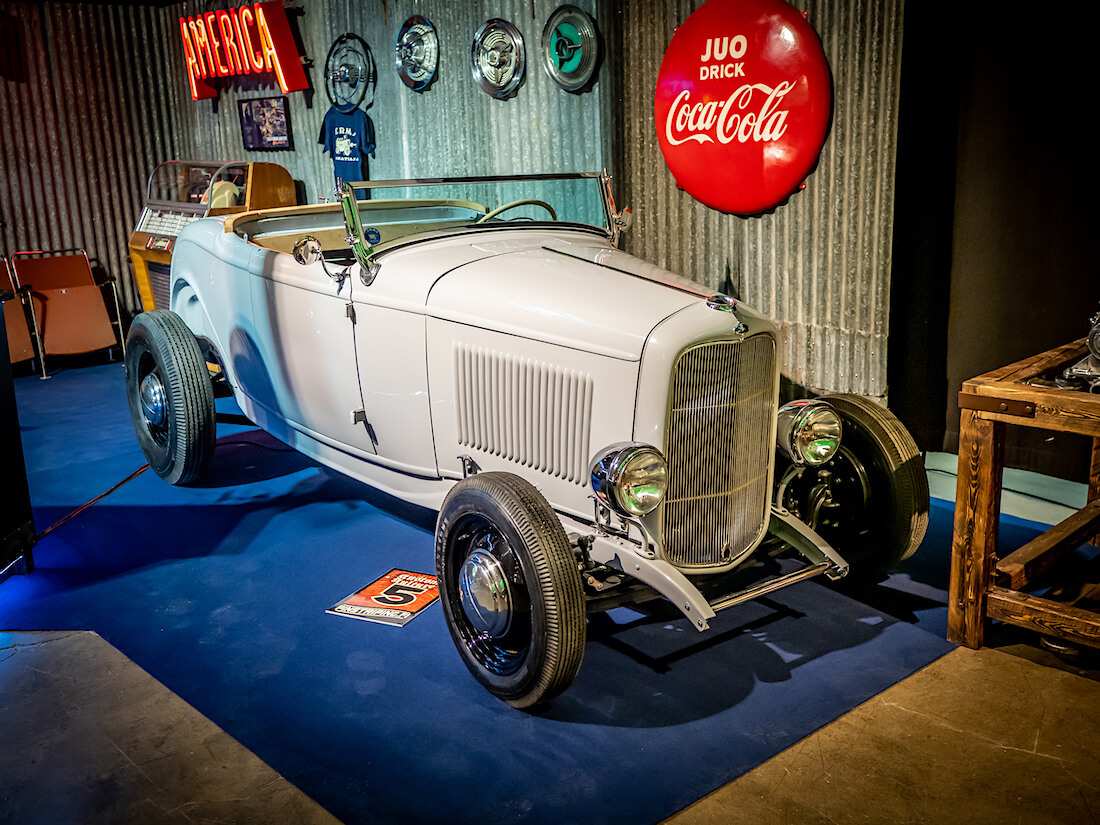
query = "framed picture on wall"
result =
(238, 96, 292, 151)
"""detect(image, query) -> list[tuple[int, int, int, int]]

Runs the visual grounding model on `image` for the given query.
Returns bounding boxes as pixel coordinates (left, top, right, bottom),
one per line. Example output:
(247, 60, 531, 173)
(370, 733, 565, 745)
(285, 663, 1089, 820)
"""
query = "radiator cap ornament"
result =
(707, 295, 748, 333)
(655, 0, 832, 215)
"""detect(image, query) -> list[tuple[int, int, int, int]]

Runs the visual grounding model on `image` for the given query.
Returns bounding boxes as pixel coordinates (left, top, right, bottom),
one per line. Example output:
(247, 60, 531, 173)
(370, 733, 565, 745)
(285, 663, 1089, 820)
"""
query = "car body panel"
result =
(152, 171, 871, 621)
(425, 240, 697, 361)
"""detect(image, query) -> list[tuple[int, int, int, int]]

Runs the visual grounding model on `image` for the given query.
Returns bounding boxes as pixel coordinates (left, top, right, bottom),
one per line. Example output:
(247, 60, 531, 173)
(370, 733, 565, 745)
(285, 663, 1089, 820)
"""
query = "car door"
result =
(246, 248, 377, 457)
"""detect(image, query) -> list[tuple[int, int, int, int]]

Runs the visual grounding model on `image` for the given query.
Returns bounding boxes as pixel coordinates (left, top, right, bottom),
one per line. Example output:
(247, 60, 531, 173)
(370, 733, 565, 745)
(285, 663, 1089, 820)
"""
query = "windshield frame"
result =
(342, 171, 616, 236)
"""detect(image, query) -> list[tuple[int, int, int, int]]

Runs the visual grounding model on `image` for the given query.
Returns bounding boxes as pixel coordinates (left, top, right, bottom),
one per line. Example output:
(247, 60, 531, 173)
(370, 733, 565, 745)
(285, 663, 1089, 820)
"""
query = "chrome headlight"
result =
(590, 443, 668, 517)
(776, 400, 842, 466)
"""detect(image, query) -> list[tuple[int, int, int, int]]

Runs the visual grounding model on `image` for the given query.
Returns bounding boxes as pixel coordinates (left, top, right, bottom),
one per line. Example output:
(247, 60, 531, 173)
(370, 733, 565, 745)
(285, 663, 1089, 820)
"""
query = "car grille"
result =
(662, 335, 775, 569)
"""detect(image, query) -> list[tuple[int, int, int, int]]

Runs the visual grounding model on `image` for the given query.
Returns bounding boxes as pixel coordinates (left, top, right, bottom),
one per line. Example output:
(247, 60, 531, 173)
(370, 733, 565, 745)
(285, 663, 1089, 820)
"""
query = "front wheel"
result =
(781, 394, 929, 579)
(125, 310, 215, 485)
(435, 472, 585, 708)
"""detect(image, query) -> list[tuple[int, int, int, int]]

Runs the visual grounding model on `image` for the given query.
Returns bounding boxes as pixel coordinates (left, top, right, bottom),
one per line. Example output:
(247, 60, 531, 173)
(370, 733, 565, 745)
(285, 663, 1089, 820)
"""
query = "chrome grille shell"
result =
(661, 335, 777, 569)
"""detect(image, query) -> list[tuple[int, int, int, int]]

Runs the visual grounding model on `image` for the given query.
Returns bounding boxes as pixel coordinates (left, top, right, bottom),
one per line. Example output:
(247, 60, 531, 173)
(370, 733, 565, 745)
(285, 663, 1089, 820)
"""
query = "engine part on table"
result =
(1061, 305, 1100, 391)
(325, 33, 376, 111)
(395, 16, 439, 92)
(471, 18, 525, 99)
(541, 5, 598, 92)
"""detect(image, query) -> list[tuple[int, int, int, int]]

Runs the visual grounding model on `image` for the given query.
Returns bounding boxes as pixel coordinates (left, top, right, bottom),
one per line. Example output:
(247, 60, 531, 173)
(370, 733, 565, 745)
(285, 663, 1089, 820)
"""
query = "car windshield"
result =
(144, 160, 249, 209)
(343, 172, 613, 236)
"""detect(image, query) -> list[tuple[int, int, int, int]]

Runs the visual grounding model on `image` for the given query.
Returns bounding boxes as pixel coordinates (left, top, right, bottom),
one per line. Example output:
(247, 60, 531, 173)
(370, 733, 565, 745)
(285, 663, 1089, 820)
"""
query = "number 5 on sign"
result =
(373, 582, 429, 607)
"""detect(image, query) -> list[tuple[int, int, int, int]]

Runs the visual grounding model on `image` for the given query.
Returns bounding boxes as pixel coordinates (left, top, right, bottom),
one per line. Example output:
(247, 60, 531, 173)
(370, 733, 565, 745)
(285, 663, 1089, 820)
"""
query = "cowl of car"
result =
(124, 170, 928, 708)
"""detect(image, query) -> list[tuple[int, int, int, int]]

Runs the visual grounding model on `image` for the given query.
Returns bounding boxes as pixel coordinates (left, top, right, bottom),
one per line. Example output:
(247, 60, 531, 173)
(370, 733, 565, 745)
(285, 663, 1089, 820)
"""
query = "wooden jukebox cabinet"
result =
(129, 160, 296, 311)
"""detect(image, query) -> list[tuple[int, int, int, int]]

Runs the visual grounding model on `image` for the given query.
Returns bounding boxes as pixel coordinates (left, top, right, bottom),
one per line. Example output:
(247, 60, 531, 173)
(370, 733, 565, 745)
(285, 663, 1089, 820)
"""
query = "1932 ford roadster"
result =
(125, 169, 928, 707)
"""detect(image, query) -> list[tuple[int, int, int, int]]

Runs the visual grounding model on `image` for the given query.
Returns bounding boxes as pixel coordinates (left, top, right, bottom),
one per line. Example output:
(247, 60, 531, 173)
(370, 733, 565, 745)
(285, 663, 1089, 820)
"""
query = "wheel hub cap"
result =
(458, 547, 512, 637)
(139, 373, 167, 428)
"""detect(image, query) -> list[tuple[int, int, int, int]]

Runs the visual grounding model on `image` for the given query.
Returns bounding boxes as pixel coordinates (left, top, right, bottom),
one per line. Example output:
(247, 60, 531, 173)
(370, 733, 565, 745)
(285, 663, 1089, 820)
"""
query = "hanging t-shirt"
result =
(318, 105, 376, 195)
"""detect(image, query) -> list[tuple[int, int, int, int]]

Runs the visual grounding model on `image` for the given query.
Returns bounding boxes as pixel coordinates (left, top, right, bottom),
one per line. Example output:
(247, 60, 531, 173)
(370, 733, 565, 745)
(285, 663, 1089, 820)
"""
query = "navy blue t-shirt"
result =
(318, 105, 376, 193)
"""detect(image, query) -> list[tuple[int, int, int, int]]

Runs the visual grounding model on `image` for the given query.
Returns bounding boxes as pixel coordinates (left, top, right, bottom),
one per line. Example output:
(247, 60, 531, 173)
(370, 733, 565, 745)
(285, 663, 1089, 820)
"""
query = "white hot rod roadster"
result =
(125, 170, 928, 707)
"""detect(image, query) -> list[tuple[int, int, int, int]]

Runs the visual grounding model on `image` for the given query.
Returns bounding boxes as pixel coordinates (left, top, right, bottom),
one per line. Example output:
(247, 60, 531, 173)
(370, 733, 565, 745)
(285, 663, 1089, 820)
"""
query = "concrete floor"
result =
(664, 643, 1100, 825)
(0, 630, 340, 825)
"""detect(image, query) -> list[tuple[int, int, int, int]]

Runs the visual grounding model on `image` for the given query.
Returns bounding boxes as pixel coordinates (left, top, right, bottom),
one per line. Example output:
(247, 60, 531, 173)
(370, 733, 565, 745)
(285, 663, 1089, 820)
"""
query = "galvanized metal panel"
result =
(1, 2, 185, 314)
(2, 1, 612, 317)
(611, 0, 905, 399)
(2, 0, 902, 402)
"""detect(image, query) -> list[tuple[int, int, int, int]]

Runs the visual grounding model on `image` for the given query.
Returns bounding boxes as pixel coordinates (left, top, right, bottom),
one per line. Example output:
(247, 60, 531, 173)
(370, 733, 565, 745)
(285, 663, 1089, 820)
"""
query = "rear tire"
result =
(436, 472, 586, 708)
(125, 310, 215, 485)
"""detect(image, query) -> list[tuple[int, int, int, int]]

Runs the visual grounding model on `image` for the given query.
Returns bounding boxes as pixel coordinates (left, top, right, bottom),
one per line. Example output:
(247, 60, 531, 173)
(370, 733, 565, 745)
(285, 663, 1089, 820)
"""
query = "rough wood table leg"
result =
(1090, 437, 1100, 547)
(948, 409, 1005, 648)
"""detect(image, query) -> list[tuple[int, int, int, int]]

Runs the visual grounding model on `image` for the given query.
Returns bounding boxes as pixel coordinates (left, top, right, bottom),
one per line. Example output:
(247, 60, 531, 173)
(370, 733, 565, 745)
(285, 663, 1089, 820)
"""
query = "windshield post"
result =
(600, 171, 630, 248)
(338, 182, 379, 285)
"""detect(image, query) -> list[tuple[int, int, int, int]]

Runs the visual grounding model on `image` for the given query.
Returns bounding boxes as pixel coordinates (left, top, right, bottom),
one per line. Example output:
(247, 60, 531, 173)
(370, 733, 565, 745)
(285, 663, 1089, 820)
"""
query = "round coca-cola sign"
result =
(655, 0, 832, 215)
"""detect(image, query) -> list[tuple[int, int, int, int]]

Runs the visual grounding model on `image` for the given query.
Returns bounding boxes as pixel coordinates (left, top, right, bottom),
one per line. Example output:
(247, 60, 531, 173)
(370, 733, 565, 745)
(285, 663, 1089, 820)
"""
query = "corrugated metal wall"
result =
(2, 0, 611, 315)
(1, 0, 903, 399)
(0, 2, 187, 311)
(611, 0, 904, 399)
(165, 0, 612, 190)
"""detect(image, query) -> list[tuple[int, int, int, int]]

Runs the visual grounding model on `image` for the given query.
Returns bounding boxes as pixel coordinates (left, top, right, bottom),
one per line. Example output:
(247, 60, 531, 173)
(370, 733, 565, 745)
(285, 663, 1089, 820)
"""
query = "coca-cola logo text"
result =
(664, 82, 792, 147)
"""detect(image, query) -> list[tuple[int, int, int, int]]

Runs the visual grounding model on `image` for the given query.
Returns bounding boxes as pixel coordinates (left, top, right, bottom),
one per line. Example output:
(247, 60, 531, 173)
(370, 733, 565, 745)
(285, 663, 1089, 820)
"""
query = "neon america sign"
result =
(179, 2, 308, 101)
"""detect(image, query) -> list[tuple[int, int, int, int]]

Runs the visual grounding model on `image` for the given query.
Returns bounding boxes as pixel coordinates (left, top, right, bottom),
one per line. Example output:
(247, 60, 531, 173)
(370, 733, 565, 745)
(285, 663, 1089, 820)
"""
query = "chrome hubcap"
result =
(139, 373, 167, 428)
(458, 546, 512, 637)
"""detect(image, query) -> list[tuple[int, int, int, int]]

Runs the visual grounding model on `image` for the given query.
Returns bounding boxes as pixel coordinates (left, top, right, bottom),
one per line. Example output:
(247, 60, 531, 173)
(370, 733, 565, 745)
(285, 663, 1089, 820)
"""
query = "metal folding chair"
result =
(9, 249, 126, 378)
(1, 255, 39, 369)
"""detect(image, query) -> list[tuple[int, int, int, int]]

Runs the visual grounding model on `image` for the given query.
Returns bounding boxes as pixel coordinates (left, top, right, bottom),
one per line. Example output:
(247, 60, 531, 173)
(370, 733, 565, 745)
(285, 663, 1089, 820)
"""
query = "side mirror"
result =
(616, 208, 633, 234)
(292, 236, 323, 266)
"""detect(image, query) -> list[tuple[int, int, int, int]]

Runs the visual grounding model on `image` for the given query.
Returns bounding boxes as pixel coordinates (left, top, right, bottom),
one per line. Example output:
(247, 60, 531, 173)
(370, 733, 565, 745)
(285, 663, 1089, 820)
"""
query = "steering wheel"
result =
(475, 199, 557, 223)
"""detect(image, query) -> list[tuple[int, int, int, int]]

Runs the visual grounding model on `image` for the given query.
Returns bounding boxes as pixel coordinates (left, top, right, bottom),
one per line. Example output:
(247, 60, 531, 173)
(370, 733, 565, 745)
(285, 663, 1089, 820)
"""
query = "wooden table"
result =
(948, 338, 1100, 649)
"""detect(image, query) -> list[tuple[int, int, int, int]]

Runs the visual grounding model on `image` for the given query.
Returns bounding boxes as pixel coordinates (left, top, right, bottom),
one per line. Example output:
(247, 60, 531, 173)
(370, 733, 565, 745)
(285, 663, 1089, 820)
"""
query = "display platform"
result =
(0, 362, 1007, 825)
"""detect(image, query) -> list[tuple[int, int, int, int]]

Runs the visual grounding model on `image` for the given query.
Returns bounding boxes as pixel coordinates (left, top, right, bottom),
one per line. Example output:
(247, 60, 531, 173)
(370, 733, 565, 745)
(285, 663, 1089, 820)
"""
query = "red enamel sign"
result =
(179, 1, 308, 101)
(655, 0, 832, 215)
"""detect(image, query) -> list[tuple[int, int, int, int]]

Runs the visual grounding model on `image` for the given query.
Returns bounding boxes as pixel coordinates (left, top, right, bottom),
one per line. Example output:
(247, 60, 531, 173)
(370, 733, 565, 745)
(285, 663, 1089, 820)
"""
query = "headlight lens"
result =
(591, 443, 668, 517)
(777, 400, 843, 466)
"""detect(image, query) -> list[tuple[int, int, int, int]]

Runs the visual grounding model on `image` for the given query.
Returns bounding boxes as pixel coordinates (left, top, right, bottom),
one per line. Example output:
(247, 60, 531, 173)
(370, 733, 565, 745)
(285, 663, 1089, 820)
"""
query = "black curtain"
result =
(890, 3, 1098, 480)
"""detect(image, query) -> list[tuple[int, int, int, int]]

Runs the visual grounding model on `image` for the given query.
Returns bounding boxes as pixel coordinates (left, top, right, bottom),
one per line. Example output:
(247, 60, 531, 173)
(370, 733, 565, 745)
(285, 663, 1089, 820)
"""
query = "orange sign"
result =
(178, 2, 308, 101)
(327, 569, 440, 627)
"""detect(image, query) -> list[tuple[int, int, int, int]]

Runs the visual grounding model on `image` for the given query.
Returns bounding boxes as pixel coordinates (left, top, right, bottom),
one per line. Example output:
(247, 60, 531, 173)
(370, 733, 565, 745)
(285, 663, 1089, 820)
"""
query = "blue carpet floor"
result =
(3, 362, 1039, 825)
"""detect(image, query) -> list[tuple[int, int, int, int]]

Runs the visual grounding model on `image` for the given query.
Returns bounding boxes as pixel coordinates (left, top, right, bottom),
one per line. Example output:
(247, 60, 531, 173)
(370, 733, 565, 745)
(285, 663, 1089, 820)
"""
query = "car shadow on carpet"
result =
(541, 555, 939, 726)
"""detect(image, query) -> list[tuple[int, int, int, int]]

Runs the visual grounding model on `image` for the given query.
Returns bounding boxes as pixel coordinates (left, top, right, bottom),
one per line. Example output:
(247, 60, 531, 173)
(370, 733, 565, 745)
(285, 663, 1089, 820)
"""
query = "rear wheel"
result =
(781, 394, 928, 578)
(125, 310, 215, 485)
(436, 472, 585, 708)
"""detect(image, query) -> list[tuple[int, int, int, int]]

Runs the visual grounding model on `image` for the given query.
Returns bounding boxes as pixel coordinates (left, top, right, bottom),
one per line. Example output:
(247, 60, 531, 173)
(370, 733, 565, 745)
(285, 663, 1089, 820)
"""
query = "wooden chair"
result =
(1, 256, 37, 367)
(9, 249, 125, 377)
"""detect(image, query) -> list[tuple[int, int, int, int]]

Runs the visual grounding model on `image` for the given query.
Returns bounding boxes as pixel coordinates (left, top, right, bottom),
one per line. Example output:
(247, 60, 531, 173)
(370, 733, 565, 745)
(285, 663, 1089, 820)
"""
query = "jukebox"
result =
(128, 160, 296, 310)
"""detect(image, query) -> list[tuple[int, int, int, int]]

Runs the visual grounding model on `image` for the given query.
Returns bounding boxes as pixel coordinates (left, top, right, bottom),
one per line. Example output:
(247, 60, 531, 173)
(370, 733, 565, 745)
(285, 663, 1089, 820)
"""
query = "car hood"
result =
(425, 239, 701, 361)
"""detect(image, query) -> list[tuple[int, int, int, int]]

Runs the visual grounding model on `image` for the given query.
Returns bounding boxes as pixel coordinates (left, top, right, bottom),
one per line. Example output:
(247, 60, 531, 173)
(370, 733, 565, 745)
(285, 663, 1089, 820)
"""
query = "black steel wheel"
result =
(325, 33, 376, 111)
(781, 394, 928, 578)
(125, 310, 215, 485)
(436, 472, 585, 708)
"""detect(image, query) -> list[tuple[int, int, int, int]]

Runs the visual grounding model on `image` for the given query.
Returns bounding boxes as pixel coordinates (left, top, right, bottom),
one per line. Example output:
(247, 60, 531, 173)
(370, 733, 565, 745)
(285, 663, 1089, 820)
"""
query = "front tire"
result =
(436, 473, 586, 708)
(781, 394, 929, 578)
(125, 310, 215, 485)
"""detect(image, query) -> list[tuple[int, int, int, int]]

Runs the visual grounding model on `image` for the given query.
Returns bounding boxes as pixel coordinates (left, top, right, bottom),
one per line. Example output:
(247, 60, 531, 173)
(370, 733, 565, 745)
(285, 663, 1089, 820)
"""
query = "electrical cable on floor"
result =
(36, 464, 150, 540)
